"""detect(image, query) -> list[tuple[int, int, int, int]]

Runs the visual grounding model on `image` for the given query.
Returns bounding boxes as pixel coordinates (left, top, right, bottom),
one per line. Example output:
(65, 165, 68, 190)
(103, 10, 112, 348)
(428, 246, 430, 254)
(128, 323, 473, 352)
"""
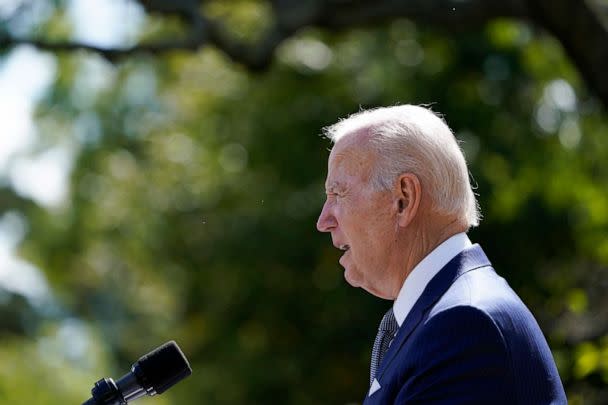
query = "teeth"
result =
(339, 245, 350, 251)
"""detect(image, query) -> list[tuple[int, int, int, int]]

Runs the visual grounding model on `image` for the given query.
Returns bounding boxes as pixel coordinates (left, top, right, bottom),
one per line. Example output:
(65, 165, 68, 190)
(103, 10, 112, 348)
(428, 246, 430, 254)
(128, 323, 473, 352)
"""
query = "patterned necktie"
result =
(370, 307, 399, 386)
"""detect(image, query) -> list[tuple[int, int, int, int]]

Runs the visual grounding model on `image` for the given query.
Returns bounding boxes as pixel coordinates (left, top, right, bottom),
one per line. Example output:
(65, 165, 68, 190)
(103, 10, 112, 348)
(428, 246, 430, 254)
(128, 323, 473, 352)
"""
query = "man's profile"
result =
(316, 105, 567, 404)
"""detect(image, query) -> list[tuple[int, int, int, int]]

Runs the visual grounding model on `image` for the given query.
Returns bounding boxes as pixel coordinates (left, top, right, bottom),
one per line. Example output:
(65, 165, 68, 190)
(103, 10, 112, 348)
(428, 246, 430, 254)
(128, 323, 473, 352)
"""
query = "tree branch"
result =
(0, 37, 199, 61)
(313, 0, 608, 108)
(528, 0, 608, 109)
(1, 0, 607, 107)
(205, 19, 297, 71)
(316, 0, 529, 29)
(0, 187, 37, 213)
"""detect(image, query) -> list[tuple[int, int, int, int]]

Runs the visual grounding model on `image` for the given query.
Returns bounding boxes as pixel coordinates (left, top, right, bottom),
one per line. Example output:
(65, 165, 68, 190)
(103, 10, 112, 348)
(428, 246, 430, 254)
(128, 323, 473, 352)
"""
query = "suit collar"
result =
(375, 244, 492, 382)
(393, 232, 472, 327)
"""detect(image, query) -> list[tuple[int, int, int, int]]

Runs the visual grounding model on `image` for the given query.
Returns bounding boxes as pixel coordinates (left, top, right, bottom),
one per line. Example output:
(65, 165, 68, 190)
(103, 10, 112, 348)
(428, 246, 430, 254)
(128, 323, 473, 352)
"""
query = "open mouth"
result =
(338, 244, 350, 267)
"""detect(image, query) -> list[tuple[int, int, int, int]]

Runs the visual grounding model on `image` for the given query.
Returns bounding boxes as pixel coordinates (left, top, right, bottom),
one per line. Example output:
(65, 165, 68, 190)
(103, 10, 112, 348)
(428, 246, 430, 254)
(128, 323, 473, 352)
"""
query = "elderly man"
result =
(316, 105, 566, 404)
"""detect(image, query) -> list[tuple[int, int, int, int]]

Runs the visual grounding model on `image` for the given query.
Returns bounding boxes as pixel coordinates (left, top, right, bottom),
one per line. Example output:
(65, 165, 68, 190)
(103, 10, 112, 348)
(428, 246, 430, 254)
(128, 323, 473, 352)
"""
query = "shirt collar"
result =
(392, 232, 472, 327)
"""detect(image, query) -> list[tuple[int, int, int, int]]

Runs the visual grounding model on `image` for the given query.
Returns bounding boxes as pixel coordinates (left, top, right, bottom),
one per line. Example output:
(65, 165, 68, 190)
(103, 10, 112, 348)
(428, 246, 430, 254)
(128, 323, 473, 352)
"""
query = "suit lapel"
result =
(375, 244, 492, 381)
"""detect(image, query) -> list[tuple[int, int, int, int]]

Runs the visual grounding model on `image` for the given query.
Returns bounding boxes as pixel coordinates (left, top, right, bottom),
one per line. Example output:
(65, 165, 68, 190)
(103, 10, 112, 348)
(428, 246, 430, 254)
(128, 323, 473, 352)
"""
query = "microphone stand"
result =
(82, 377, 126, 405)
(81, 340, 191, 404)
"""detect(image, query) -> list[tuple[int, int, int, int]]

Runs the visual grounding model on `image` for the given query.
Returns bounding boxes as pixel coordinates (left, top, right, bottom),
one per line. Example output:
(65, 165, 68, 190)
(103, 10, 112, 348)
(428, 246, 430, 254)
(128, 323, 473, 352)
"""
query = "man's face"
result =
(316, 135, 397, 299)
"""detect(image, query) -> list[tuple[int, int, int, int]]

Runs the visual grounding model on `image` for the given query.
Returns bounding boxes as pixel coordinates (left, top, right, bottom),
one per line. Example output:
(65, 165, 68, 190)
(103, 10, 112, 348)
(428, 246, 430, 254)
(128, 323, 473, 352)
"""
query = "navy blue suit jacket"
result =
(363, 244, 567, 404)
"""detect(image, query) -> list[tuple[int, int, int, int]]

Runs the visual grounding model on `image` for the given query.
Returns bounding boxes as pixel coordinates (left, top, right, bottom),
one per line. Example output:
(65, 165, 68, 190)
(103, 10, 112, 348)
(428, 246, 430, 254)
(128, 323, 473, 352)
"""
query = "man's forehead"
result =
(326, 135, 376, 186)
(329, 133, 375, 168)
(331, 128, 372, 153)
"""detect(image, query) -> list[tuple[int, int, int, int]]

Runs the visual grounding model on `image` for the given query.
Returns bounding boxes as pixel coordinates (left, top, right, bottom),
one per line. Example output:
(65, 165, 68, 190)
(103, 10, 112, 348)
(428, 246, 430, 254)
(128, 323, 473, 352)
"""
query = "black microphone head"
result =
(133, 341, 192, 394)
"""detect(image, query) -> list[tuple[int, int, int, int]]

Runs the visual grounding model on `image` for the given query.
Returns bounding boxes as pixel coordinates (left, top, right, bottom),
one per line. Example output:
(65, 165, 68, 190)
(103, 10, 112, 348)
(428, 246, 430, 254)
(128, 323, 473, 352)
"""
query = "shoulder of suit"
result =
(421, 304, 509, 350)
(431, 265, 524, 315)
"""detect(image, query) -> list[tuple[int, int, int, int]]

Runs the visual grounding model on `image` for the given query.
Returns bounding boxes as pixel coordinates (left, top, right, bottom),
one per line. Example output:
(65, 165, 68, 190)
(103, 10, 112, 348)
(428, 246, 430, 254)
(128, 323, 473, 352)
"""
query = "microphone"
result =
(82, 340, 192, 405)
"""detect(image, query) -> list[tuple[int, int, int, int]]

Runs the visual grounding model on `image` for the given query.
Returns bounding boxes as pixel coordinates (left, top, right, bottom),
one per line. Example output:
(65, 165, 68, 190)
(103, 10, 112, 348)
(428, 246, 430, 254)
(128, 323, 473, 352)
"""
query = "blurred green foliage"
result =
(1, 2, 608, 404)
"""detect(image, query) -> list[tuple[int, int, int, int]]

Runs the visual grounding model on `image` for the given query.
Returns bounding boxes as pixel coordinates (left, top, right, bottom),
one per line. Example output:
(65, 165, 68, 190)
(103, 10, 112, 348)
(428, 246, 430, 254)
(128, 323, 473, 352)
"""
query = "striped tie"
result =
(370, 308, 399, 386)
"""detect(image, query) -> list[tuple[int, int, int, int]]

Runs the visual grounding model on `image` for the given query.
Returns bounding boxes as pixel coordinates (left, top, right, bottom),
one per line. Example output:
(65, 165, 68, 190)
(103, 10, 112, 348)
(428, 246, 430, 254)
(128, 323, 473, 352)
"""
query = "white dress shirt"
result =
(393, 232, 472, 327)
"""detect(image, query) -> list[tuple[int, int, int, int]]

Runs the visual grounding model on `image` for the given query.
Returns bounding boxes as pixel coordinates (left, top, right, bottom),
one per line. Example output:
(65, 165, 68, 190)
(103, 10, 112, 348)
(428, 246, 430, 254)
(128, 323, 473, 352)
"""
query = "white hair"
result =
(323, 104, 481, 228)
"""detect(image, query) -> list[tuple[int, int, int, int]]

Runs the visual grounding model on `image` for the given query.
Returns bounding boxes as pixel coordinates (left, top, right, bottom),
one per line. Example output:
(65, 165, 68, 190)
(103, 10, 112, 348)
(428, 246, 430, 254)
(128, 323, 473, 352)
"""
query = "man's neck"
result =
(391, 218, 467, 298)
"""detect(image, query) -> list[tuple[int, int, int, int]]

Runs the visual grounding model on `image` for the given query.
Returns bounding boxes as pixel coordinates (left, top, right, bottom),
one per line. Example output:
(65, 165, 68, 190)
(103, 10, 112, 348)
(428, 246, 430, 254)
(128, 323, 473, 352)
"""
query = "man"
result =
(316, 105, 566, 404)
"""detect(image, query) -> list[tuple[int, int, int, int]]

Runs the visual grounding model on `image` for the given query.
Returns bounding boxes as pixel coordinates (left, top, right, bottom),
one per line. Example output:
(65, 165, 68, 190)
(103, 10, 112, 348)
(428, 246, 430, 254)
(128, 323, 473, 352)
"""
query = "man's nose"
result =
(316, 202, 337, 232)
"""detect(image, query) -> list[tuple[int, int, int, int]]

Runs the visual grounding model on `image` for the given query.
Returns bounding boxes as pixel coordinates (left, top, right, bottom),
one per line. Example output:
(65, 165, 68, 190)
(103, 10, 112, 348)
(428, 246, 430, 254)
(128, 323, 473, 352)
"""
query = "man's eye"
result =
(326, 190, 345, 199)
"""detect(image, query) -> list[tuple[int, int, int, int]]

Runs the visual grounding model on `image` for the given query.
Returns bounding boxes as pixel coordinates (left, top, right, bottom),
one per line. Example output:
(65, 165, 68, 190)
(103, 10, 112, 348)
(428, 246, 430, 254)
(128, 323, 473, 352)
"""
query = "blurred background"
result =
(1, 0, 608, 403)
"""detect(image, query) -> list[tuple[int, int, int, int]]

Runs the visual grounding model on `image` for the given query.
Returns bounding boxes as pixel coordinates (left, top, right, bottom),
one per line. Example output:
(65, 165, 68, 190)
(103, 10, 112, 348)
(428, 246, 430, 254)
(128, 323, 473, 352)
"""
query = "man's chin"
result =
(344, 268, 391, 300)
(343, 268, 363, 288)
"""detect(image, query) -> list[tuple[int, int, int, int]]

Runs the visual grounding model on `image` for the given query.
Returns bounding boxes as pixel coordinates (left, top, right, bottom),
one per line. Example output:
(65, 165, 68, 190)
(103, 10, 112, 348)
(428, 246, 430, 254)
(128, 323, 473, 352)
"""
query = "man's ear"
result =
(395, 173, 421, 228)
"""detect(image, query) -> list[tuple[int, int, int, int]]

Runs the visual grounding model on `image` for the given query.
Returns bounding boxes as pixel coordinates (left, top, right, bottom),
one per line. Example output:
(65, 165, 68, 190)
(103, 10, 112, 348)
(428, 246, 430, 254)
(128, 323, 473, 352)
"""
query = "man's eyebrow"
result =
(325, 182, 345, 192)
